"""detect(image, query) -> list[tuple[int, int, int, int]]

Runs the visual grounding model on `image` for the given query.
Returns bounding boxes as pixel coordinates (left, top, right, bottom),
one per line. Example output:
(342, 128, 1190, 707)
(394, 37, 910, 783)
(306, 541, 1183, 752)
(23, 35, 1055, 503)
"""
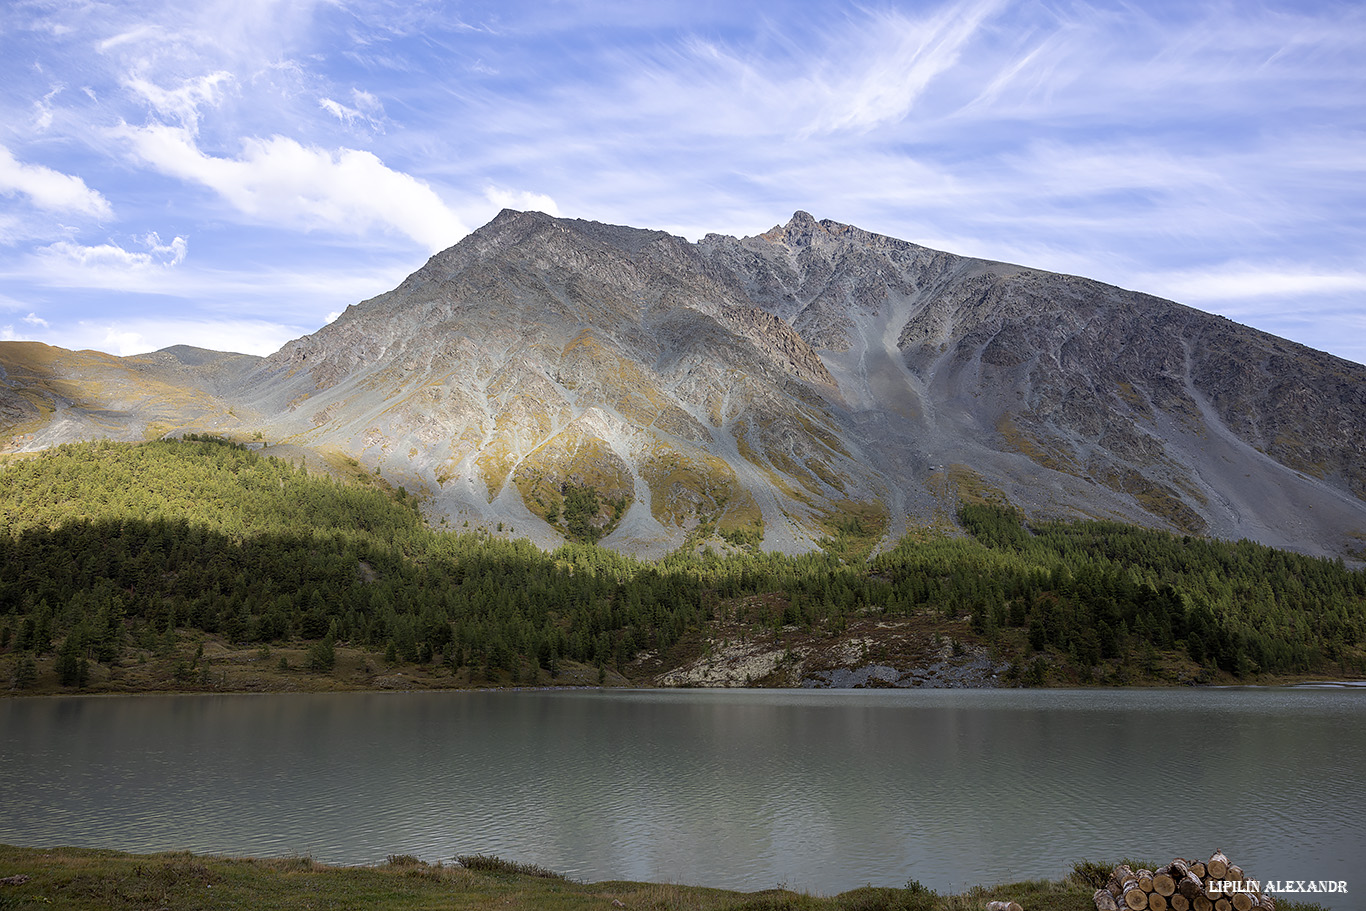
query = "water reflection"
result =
(1, 688, 1361, 908)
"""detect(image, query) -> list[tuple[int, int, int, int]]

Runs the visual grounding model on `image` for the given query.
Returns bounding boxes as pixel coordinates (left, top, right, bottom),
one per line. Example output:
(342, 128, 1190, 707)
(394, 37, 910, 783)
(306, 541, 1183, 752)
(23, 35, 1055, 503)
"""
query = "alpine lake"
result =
(1, 687, 1362, 909)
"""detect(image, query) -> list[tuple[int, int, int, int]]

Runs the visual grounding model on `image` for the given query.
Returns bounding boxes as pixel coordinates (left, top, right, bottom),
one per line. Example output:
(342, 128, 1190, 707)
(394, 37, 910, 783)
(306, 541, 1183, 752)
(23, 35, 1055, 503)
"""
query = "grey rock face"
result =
(4, 209, 1364, 559)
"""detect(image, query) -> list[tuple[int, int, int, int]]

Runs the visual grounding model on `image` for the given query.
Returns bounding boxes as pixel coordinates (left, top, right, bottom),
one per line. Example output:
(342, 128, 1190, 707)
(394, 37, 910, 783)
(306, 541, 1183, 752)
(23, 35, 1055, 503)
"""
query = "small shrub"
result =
(1069, 859, 1112, 890)
(455, 854, 566, 880)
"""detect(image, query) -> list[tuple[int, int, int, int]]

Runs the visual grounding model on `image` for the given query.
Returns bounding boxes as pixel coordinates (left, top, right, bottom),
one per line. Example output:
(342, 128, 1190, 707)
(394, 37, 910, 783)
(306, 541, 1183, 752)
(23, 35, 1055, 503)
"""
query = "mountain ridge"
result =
(3, 209, 1364, 560)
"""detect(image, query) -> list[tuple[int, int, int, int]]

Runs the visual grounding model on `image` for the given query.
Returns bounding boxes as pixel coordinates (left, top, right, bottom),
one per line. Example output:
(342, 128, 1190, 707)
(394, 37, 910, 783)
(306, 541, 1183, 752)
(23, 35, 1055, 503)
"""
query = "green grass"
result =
(0, 847, 1335, 911)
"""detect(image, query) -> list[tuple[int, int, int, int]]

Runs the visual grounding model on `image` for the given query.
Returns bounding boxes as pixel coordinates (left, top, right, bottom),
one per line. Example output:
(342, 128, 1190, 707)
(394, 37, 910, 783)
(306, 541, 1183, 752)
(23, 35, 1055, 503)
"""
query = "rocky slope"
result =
(3, 210, 1364, 559)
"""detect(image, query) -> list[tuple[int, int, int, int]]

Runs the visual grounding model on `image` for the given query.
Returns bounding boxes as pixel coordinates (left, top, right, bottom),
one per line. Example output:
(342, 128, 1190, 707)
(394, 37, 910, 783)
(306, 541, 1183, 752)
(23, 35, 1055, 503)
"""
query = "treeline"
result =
(922, 505, 1366, 678)
(1, 439, 1363, 688)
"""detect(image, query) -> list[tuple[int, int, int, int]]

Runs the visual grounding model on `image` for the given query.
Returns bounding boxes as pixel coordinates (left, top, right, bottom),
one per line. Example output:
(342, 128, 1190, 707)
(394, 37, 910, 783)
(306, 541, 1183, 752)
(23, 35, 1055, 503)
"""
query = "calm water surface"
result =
(1, 688, 1362, 906)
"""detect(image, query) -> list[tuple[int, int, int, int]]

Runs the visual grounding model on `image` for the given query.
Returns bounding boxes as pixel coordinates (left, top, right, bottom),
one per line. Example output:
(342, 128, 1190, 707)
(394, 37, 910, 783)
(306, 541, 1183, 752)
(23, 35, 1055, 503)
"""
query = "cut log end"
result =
(1207, 851, 1230, 879)
(1122, 880, 1149, 910)
(1171, 895, 1191, 911)
(1152, 873, 1178, 897)
(1094, 888, 1121, 911)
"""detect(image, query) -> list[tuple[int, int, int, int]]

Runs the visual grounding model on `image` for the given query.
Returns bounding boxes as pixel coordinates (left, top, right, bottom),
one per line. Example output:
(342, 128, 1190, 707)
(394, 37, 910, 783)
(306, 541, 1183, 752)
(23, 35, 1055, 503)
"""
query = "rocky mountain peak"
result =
(759, 210, 834, 249)
(4, 210, 1364, 561)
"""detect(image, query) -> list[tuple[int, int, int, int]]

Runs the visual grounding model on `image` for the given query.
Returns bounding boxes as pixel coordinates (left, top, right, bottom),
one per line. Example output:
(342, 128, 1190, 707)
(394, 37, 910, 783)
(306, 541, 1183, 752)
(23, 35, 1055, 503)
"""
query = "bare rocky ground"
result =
(635, 609, 1010, 689)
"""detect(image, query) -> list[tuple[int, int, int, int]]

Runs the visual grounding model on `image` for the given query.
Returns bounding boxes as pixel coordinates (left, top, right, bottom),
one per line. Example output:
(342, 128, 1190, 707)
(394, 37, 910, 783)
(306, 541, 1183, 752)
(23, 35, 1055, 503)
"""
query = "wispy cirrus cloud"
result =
(805, 0, 1008, 134)
(319, 89, 385, 130)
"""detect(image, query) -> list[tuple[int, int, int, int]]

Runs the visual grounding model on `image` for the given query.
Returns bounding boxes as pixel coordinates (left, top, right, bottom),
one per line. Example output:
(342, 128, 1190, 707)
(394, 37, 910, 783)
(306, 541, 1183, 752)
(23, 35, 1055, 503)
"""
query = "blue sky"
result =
(2, 0, 1364, 364)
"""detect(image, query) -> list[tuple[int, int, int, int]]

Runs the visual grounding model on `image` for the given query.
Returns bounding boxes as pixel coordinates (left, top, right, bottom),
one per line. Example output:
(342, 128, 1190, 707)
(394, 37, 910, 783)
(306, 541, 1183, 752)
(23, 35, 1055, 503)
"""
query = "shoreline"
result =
(7, 619, 1360, 698)
(6, 677, 1366, 699)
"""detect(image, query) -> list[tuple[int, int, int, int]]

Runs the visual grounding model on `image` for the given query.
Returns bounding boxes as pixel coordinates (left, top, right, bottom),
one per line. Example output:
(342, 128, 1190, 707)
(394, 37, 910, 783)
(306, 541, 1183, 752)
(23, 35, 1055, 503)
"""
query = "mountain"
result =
(4, 210, 1365, 559)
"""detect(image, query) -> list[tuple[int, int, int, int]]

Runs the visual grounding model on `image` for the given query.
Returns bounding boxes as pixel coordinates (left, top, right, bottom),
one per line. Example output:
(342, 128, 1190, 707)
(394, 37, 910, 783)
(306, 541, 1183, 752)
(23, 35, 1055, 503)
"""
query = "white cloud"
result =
(123, 70, 235, 132)
(115, 123, 467, 251)
(321, 88, 385, 128)
(97, 326, 148, 356)
(36, 233, 187, 275)
(483, 186, 560, 217)
(0, 145, 114, 220)
(4, 316, 306, 357)
(70, 317, 304, 356)
(22, 312, 50, 328)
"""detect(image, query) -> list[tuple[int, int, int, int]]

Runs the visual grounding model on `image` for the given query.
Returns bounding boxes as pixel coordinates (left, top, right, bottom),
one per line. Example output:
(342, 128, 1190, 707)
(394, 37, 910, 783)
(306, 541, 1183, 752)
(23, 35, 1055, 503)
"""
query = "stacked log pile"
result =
(1092, 852, 1276, 911)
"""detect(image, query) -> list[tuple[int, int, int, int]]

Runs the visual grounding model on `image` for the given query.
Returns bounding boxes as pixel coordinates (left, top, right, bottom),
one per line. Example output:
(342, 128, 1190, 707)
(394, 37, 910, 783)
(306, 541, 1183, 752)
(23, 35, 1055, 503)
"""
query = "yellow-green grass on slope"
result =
(0, 846, 1335, 911)
(513, 428, 634, 542)
(995, 413, 1081, 476)
(639, 441, 763, 537)
(945, 463, 1010, 509)
(817, 500, 890, 563)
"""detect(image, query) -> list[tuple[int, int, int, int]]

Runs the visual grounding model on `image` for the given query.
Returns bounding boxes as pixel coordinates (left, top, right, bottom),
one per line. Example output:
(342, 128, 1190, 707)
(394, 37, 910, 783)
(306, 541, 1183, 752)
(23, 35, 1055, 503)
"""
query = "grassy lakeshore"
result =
(0, 846, 1334, 911)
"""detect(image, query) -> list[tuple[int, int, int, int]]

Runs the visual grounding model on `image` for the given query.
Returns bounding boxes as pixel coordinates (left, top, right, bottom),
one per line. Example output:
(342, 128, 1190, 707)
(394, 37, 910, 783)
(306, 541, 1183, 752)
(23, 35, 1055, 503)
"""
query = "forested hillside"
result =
(2, 438, 1363, 692)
